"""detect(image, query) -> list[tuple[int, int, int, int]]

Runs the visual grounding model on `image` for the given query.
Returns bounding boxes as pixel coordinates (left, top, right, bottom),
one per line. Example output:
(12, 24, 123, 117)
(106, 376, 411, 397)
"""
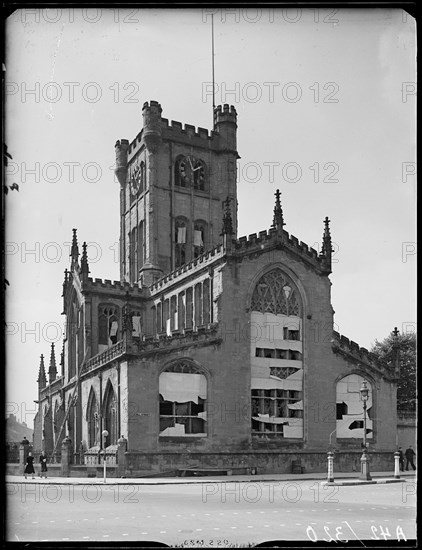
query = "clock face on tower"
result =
(129, 160, 143, 196)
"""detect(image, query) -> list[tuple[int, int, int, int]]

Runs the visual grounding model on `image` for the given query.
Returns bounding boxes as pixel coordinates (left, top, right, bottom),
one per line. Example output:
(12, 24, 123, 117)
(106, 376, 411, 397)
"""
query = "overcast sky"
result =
(5, 7, 416, 427)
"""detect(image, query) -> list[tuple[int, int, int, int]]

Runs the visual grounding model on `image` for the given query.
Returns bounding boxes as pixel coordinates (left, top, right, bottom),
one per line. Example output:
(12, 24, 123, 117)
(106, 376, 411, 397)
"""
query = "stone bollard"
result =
(61, 437, 72, 477)
(394, 451, 400, 479)
(327, 451, 334, 483)
(117, 436, 128, 478)
(359, 450, 372, 481)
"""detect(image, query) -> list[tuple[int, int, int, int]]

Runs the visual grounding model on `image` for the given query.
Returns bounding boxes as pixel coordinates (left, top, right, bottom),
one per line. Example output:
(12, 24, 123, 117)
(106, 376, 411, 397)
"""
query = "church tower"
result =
(115, 101, 239, 286)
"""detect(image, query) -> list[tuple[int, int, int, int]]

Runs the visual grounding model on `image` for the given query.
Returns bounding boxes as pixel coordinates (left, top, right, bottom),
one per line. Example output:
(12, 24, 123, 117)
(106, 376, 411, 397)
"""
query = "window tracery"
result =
(98, 305, 120, 348)
(251, 268, 301, 316)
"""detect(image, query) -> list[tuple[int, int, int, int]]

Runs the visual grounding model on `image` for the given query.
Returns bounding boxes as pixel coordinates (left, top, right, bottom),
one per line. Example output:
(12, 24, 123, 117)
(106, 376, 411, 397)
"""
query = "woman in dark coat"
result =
(39, 451, 48, 478)
(24, 452, 35, 479)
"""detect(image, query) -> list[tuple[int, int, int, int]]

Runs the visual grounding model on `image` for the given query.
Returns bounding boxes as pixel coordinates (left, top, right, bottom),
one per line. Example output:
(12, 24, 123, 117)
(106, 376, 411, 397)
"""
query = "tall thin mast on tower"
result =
(211, 13, 216, 128)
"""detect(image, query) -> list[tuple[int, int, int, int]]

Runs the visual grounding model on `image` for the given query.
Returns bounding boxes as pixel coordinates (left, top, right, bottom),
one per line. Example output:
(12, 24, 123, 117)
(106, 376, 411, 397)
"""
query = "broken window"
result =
(185, 288, 193, 329)
(98, 305, 120, 351)
(336, 402, 348, 420)
(270, 366, 299, 380)
(251, 388, 303, 436)
(255, 348, 301, 361)
(193, 220, 207, 258)
(137, 221, 144, 270)
(178, 293, 185, 331)
(283, 328, 300, 341)
(202, 279, 211, 325)
(194, 283, 203, 327)
(129, 227, 137, 283)
(175, 218, 188, 268)
(275, 349, 288, 360)
(132, 311, 142, 338)
(336, 374, 373, 439)
(193, 159, 206, 191)
(159, 362, 207, 437)
(175, 156, 189, 187)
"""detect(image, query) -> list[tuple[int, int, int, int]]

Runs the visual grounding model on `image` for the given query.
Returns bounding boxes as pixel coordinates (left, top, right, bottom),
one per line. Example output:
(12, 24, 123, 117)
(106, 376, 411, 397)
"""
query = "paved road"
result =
(7, 479, 416, 545)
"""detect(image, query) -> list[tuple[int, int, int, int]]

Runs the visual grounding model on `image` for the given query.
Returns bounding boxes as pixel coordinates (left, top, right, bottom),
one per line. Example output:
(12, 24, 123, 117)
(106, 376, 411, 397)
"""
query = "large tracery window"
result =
(251, 268, 301, 316)
(250, 268, 304, 438)
(159, 361, 207, 437)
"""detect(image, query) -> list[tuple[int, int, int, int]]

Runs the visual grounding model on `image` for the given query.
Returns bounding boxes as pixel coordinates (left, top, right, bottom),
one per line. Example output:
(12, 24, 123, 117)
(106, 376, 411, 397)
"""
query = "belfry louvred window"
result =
(175, 156, 206, 190)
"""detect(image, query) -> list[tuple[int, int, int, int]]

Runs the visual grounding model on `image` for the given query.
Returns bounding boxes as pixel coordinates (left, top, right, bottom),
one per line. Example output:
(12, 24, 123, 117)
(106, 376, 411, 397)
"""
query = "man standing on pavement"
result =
(398, 447, 405, 471)
(405, 445, 416, 471)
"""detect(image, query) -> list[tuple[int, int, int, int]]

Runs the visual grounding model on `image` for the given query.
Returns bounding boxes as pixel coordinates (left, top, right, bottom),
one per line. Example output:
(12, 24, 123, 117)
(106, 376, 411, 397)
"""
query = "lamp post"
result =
(102, 429, 109, 484)
(359, 380, 372, 480)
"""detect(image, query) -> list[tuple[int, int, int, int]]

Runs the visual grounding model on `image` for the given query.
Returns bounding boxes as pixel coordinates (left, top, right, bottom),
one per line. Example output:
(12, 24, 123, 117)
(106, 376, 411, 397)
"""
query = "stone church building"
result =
(33, 101, 399, 474)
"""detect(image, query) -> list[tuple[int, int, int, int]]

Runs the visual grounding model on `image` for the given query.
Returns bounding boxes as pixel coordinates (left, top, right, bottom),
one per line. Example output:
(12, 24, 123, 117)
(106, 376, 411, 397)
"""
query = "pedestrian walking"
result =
(398, 447, 405, 471)
(24, 452, 35, 479)
(39, 451, 48, 478)
(405, 446, 416, 471)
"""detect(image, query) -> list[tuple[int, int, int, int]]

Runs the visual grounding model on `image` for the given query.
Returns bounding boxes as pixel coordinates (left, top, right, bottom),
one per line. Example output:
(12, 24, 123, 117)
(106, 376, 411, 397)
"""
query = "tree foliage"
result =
(371, 331, 416, 411)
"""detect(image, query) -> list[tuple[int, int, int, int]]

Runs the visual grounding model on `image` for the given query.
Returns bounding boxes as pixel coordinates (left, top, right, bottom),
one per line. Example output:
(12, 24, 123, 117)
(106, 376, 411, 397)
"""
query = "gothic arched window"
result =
(251, 268, 301, 317)
(175, 156, 206, 190)
(103, 381, 118, 447)
(98, 305, 120, 351)
(193, 220, 207, 258)
(159, 360, 207, 437)
(129, 227, 137, 282)
(140, 161, 145, 193)
(86, 388, 100, 448)
(175, 217, 188, 268)
(137, 221, 144, 271)
(67, 297, 79, 380)
(250, 268, 303, 439)
(192, 159, 206, 191)
(175, 156, 189, 187)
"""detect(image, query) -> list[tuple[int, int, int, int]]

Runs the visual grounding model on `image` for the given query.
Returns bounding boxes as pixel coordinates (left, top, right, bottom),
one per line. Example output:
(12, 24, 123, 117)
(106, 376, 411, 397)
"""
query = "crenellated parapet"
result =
(233, 228, 326, 273)
(331, 331, 395, 379)
(126, 101, 238, 158)
(82, 277, 147, 297)
(149, 245, 224, 294)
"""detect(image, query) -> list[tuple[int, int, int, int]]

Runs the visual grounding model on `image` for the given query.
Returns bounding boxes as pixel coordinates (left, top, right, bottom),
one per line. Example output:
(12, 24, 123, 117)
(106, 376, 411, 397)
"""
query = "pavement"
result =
(6, 470, 417, 486)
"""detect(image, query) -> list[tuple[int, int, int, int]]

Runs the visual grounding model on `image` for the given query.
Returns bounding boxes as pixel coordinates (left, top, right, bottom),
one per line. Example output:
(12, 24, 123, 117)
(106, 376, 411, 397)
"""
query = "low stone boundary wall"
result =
(8, 443, 397, 478)
(123, 450, 396, 477)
